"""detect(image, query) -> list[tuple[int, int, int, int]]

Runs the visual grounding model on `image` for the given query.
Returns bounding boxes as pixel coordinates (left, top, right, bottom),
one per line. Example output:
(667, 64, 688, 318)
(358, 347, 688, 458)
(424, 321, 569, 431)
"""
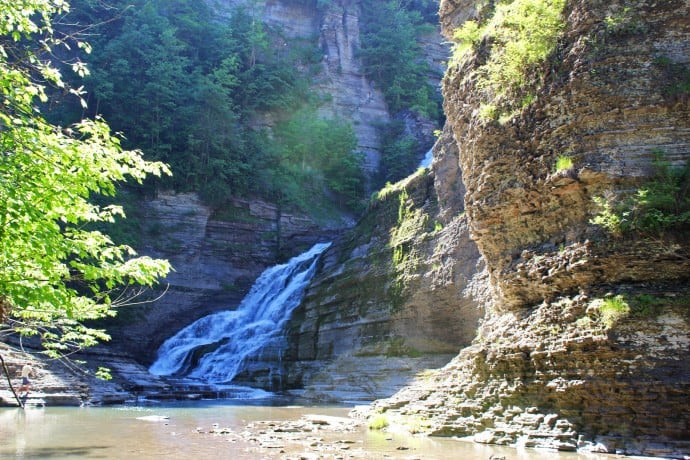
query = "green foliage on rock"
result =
(0, 0, 171, 356)
(603, 6, 647, 37)
(554, 155, 574, 172)
(595, 296, 630, 328)
(591, 152, 690, 237)
(452, 0, 567, 120)
(369, 171, 437, 312)
(368, 414, 390, 430)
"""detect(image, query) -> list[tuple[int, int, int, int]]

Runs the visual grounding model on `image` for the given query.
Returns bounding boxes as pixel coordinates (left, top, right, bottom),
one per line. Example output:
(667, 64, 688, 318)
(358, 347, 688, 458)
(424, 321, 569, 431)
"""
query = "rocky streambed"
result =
(0, 343, 670, 460)
(0, 402, 628, 460)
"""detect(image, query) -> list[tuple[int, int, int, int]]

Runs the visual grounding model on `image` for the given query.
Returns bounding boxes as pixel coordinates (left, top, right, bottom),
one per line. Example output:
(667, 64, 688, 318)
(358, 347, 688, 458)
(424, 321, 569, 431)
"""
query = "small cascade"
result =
(149, 242, 331, 386)
(419, 148, 433, 168)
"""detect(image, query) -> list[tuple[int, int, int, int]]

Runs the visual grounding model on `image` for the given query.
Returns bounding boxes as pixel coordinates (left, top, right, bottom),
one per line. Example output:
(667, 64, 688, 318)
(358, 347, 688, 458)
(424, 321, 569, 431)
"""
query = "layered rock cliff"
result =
(284, 127, 486, 400)
(355, 0, 690, 457)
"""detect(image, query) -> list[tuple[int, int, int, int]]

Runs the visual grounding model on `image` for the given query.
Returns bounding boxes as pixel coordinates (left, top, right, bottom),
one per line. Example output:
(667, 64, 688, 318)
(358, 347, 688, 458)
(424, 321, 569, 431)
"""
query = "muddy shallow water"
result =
(0, 400, 636, 459)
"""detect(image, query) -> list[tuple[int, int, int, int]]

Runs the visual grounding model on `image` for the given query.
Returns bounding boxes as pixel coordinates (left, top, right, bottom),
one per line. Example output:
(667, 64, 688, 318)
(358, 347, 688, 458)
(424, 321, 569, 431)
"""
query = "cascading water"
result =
(419, 148, 433, 168)
(149, 242, 331, 386)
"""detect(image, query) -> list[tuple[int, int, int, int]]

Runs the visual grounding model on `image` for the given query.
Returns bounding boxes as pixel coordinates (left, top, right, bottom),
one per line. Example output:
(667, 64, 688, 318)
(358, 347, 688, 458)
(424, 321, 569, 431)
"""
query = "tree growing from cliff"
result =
(358, 0, 440, 118)
(0, 0, 171, 361)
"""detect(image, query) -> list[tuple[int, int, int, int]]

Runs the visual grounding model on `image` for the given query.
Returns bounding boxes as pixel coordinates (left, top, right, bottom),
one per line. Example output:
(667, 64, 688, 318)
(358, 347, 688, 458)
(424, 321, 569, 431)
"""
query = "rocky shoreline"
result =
(202, 415, 369, 460)
(0, 343, 676, 460)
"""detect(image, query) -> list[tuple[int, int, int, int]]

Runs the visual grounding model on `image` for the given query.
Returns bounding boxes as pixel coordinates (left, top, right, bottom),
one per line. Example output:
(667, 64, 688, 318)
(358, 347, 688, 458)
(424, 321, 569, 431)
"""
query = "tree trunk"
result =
(0, 354, 24, 409)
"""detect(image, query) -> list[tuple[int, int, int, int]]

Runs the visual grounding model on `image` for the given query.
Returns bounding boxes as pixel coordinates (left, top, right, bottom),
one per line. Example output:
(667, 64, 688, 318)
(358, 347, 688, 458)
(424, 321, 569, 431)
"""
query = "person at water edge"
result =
(18, 363, 34, 395)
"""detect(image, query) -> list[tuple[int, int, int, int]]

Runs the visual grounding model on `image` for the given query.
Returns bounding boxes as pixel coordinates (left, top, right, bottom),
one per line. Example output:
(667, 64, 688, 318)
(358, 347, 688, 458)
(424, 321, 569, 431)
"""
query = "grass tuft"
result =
(368, 414, 390, 430)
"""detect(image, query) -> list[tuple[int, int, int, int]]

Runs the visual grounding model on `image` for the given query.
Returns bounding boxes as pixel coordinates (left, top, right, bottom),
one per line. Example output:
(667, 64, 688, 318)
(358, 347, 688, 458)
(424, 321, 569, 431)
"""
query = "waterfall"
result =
(419, 148, 433, 168)
(149, 242, 331, 385)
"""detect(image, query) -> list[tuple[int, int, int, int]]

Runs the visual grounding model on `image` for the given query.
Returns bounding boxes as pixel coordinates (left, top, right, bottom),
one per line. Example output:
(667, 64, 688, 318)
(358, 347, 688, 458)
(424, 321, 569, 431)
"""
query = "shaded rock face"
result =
(316, 0, 391, 173)
(212, 0, 389, 173)
(366, 0, 690, 457)
(284, 128, 486, 400)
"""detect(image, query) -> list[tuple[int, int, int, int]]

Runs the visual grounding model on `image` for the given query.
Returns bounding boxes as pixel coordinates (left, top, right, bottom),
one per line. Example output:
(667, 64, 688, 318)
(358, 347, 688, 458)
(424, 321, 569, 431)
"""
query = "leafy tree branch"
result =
(0, 0, 171, 358)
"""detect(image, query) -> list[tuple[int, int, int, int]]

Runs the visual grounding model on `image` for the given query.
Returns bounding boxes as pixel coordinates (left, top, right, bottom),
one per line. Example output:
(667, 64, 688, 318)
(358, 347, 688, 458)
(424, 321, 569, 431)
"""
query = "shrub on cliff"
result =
(591, 153, 690, 237)
(452, 0, 567, 120)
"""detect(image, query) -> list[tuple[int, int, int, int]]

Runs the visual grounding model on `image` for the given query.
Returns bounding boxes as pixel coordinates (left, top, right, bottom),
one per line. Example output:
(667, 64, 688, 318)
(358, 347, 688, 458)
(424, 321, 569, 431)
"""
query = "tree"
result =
(0, 0, 171, 359)
(84, 1, 193, 166)
(358, 0, 441, 118)
(271, 108, 365, 212)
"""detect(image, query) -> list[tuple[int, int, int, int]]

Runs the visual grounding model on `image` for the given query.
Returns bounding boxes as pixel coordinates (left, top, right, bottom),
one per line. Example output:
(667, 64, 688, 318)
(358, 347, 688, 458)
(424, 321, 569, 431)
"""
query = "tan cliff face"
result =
(363, 0, 690, 457)
(441, 0, 690, 308)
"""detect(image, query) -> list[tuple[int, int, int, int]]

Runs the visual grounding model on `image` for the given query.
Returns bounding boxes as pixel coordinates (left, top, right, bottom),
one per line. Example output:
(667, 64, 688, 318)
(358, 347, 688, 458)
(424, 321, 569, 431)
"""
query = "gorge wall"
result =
(4, 4, 687, 460)
(311, 0, 446, 171)
(284, 127, 486, 400)
(349, 0, 690, 457)
(212, 0, 443, 173)
(100, 0, 447, 378)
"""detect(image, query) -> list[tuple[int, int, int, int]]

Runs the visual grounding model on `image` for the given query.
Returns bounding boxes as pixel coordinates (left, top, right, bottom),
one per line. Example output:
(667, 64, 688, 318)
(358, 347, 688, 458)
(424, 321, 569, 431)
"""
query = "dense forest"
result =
(359, 0, 444, 185)
(49, 0, 443, 220)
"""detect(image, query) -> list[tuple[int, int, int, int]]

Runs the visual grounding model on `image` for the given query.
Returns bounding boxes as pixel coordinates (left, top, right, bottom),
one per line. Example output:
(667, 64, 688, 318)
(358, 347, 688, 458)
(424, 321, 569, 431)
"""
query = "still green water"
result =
(0, 402, 627, 459)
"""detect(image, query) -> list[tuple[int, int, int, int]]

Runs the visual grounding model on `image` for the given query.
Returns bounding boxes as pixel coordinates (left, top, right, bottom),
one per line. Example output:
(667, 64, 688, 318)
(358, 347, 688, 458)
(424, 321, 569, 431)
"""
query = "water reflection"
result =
(0, 403, 629, 459)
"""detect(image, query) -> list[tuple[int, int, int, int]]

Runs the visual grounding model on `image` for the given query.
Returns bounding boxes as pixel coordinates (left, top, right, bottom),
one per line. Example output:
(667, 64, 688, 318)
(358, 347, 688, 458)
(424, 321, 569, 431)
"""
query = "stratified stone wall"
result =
(362, 0, 690, 457)
(443, 0, 690, 308)
(285, 128, 486, 400)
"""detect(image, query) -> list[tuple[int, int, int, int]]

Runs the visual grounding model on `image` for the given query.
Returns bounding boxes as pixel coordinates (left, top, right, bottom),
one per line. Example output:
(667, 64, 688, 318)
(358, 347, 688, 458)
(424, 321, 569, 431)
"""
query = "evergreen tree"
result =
(359, 0, 440, 118)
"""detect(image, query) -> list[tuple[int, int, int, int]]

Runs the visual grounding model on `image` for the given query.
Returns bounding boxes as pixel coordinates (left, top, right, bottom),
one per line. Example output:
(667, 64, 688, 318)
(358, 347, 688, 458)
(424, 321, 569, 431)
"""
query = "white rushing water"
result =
(419, 148, 433, 168)
(149, 242, 331, 384)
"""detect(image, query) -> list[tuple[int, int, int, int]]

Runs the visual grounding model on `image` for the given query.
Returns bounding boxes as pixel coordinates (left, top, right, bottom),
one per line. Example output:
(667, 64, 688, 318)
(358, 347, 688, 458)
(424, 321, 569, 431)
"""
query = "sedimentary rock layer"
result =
(364, 0, 690, 457)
